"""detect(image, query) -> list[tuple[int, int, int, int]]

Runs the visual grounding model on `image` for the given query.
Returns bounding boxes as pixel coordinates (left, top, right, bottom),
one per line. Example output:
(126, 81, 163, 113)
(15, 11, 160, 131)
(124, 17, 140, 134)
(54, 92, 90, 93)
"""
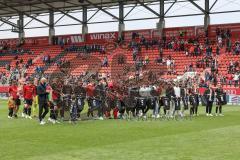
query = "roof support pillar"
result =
(118, 1, 125, 38)
(18, 12, 25, 41)
(82, 6, 88, 42)
(49, 9, 55, 45)
(156, 0, 165, 38)
(204, 0, 210, 31)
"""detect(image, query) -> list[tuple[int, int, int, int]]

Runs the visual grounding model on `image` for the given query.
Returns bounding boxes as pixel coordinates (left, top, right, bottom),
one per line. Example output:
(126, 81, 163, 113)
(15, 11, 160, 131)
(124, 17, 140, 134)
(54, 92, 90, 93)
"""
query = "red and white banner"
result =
(196, 26, 205, 37)
(209, 23, 240, 38)
(57, 34, 84, 44)
(223, 87, 240, 96)
(1, 22, 240, 45)
(0, 38, 18, 46)
(124, 29, 153, 40)
(199, 87, 240, 96)
(0, 36, 49, 46)
(0, 86, 9, 93)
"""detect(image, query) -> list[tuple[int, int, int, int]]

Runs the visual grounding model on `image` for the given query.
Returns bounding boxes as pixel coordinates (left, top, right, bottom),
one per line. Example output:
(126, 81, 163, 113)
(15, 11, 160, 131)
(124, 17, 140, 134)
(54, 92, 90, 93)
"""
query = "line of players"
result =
(48, 80, 227, 122)
(7, 78, 227, 123)
(125, 82, 227, 119)
(8, 79, 37, 119)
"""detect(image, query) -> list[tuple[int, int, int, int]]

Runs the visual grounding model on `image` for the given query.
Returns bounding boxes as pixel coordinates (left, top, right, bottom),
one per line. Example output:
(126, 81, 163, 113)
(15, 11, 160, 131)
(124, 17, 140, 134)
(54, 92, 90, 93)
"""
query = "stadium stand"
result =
(0, 24, 239, 93)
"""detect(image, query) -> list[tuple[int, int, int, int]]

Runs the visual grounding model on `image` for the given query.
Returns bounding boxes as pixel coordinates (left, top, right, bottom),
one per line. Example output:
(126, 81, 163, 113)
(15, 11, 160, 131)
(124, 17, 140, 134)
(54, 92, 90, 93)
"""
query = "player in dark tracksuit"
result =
(95, 81, 106, 119)
(180, 86, 188, 117)
(73, 82, 86, 119)
(62, 83, 73, 119)
(215, 85, 225, 116)
(165, 84, 174, 118)
(189, 89, 197, 117)
(204, 86, 215, 116)
(193, 85, 200, 116)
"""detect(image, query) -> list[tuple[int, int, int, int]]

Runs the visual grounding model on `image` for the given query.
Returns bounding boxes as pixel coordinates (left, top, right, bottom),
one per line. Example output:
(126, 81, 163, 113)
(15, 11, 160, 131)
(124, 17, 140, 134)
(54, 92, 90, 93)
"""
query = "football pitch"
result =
(0, 100, 240, 160)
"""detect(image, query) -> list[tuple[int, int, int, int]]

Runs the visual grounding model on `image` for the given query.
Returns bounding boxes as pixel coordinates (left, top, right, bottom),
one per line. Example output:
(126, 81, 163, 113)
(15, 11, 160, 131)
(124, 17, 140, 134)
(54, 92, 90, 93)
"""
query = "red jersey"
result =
(52, 90, 61, 100)
(108, 82, 113, 89)
(227, 75, 233, 81)
(86, 84, 95, 97)
(9, 85, 19, 99)
(23, 84, 36, 100)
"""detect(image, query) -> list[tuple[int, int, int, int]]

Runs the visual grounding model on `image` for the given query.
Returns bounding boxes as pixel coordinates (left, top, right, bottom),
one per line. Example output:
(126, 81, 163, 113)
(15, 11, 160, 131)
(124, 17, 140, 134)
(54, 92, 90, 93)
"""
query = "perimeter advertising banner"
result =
(208, 23, 240, 38)
(86, 32, 118, 42)
(152, 26, 196, 39)
(123, 29, 153, 40)
(0, 36, 49, 46)
(1, 22, 240, 46)
(56, 32, 118, 44)
(199, 87, 240, 105)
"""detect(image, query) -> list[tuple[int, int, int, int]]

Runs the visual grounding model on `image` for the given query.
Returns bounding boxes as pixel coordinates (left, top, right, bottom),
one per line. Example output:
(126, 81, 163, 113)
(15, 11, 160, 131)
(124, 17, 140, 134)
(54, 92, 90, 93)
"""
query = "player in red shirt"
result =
(86, 82, 95, 117)
(23, 79, 36, 119)
(50, 79, 63, 123)
(8, 80, 21, 118)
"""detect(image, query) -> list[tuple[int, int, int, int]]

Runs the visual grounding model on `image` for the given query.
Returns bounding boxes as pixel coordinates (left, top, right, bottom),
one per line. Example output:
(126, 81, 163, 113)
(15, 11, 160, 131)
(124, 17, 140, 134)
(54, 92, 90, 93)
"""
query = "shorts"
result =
(24, 99, 33, 106)
(147, 98, 156, 109)
(174, 98, 181, 110)
(76, 97, 85, 107)
(14, 98, 21, 106)
(137, 98, 147, 109)
(53, 99, 62, 107)
(163, 98, 170, 110)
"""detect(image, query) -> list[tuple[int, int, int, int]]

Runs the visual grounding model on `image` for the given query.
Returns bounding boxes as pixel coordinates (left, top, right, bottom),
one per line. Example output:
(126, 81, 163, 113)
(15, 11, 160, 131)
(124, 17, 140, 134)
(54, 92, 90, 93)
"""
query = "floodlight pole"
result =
(204, 0, 210, 31)
(82, 6, 88, 42)
(49, 9, 55, 45)
(118, 1, 125, 38)
(157, 0, 165, 38)
(18, 12, 25, 41)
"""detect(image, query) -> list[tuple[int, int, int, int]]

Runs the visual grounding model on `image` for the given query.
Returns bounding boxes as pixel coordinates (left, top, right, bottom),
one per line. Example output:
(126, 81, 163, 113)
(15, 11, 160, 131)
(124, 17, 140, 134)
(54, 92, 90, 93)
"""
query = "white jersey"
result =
(174, 87, 181, 98)
(139, 87, 152, 97)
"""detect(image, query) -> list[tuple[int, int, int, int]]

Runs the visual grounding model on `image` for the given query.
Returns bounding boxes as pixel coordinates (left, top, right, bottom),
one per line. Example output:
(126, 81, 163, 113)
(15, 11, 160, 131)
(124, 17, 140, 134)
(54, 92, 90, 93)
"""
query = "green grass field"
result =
(0, 99, 240, 160)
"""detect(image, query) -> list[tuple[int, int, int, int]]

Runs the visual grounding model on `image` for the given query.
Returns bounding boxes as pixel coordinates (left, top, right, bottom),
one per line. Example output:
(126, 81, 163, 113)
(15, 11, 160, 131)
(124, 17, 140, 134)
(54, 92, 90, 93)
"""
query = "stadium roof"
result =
(0, 0, 190, 17)
(0, 0, 239, 35)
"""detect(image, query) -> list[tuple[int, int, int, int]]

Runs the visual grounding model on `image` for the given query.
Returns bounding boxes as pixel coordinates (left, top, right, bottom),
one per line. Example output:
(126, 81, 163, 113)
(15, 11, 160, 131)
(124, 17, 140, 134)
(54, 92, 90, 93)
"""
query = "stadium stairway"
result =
(25, 45, 63, 76)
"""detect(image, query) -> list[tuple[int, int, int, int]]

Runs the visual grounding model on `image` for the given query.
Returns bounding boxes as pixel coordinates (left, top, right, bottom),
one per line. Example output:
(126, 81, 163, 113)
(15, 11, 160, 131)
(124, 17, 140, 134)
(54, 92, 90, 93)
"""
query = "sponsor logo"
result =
(71, 35, 84, 43)
(90, 33, 116, 40)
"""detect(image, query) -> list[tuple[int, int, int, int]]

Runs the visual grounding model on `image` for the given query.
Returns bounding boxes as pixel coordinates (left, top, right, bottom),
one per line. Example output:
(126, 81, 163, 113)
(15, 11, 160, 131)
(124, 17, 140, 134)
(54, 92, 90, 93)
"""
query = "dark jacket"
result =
(180, 88, 186, 97)
(37, 83, 49, 103)
(204, 88, 215, 102)
(166, 87, 174, 99)
(62, 85, 73, 95)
